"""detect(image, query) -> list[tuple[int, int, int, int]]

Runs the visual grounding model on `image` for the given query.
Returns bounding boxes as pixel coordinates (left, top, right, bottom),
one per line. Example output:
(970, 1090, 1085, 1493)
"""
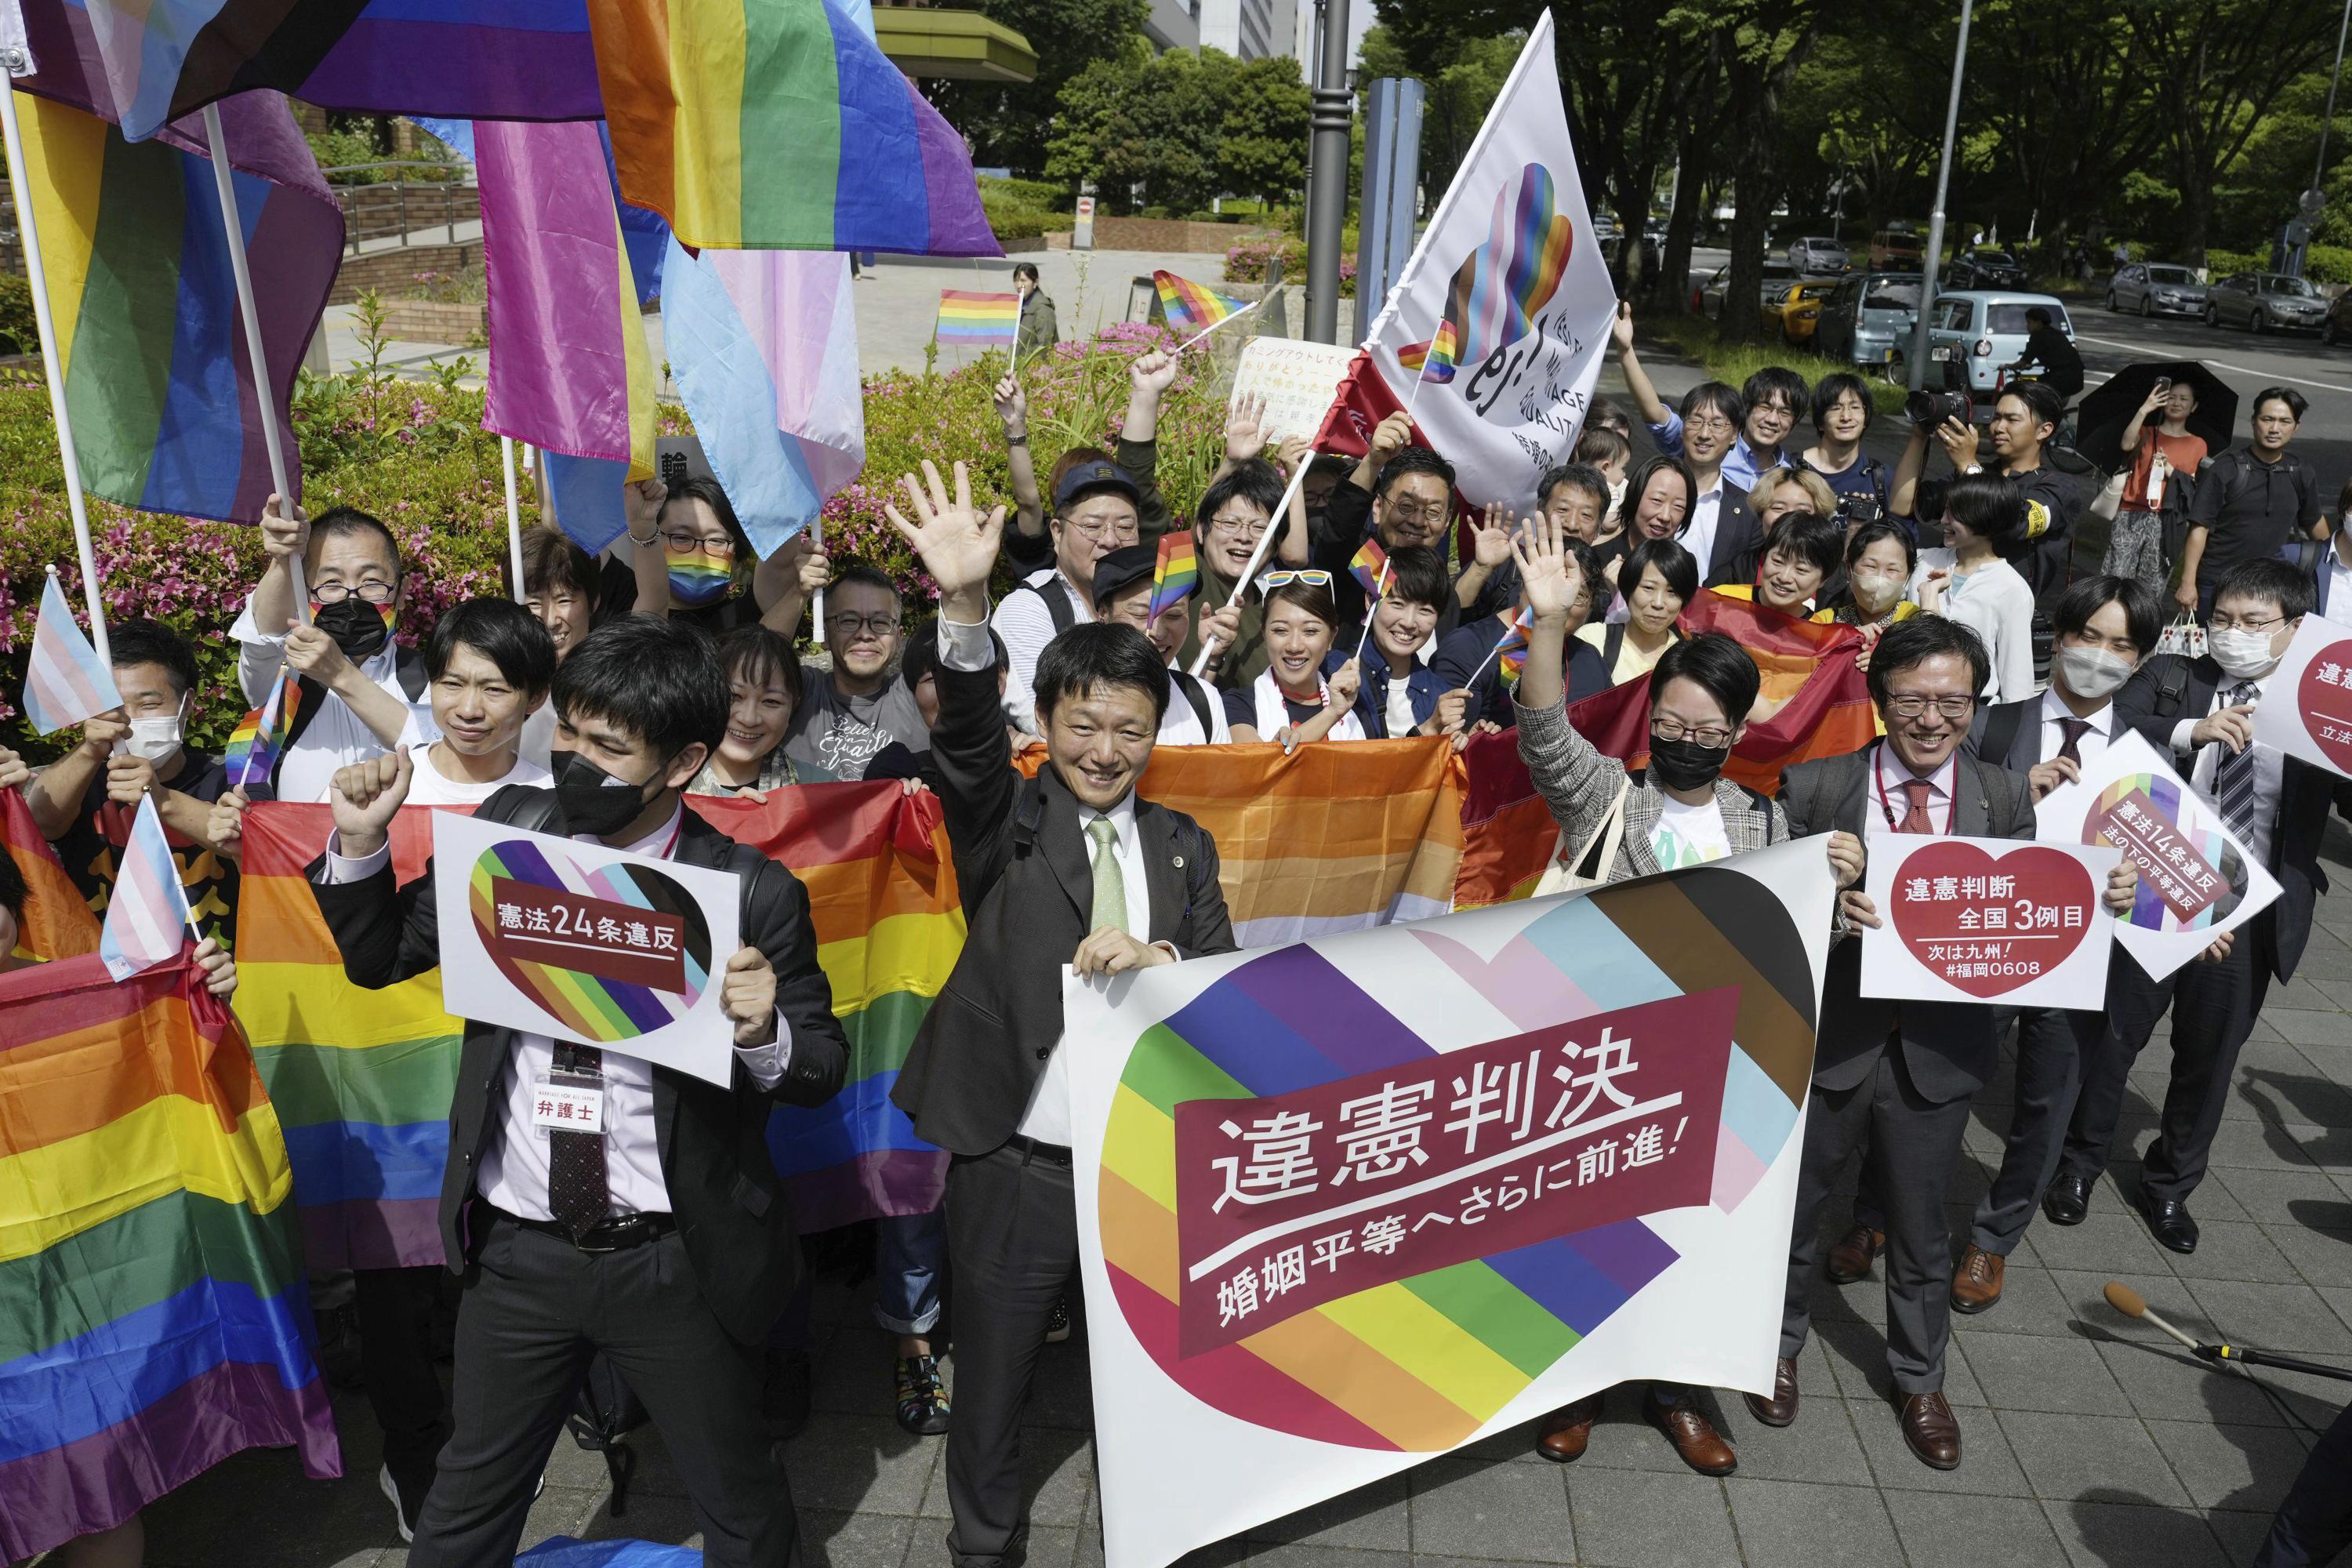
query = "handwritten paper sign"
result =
(2251, 612, 2352, 779)
(433, 811, 741, 1085)
(1232, 337, 1359, 446)
(1860, 834, 2118, 1007)
(2035, 730, 2280, 981)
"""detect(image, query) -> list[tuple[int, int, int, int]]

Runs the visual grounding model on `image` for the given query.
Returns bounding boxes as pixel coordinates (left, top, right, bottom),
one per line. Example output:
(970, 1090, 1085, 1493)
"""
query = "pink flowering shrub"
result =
(1224, 238, 1356, 297)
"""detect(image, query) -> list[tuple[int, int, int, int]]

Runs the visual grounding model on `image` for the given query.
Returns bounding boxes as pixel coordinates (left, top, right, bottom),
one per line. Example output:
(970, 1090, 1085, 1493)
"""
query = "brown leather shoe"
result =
(1824, 1224, 1885, 1283)
(1949, 1245, 2005, 1314)
(1648, 1392, 1737, 1475)
(1743, 1356, 1798, 1428)
(1899, 1392, 1962, 1469)
(1535, 1395, 1600, 1462)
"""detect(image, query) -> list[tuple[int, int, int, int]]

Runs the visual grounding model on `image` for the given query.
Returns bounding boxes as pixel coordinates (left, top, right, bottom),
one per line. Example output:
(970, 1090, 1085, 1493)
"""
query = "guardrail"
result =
(319, 162, 478, 252)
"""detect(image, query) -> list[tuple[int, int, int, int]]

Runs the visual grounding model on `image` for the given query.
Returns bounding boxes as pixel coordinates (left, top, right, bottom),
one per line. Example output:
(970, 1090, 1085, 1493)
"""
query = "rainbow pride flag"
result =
(478, 117, 657, 555)
(0, 789, 100, 963)
(0, 949, 340, 1560)
(19, 0, 601, 143)
(1348, 538, 1390, 600)
(11, 86, 340, 523)
(1148, 534, 1200, 619)
(1493, 605, 1535, 686)
(588, 0, 1000, 255)
(1153, 270, 1247, 334)
(1419, 318, 1461, 384)
(224, 672, 302, 798)
(935, 291, 1021, 349)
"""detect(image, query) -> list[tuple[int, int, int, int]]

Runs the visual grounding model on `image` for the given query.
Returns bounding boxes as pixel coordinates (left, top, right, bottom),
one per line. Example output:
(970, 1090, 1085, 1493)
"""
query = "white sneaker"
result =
(379, 1463, 416, 1544)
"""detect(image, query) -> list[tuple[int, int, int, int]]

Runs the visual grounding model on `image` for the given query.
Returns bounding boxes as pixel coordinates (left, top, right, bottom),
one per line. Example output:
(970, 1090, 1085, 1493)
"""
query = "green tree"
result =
(1357, 25, 1520, 198)
(1219, 56, 1313, 208)
(1047, 44, 1227, 215)
(929, 0, 1151, 180)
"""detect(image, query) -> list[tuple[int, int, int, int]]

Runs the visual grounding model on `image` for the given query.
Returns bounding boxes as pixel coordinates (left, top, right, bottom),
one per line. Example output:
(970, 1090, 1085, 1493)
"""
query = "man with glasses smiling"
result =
(229, 496, 435, 804)
(993, 460, 1142, 733)
(782, 563, 928, 781)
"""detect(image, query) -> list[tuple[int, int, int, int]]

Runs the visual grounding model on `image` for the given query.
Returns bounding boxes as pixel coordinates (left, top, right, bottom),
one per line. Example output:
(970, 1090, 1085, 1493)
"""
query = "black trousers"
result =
(407, 1215, 801, 1568)
(354, 1264, 452, 1507)
(1783, 1043, 1975, 1395)
(942, 1143, 1079, 1568)
(2060, 924, 2272, 1205)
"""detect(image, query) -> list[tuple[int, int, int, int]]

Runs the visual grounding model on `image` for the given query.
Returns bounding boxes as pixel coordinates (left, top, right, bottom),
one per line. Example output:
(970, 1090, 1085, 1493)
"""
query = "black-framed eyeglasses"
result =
(1884, 694, 1976, 720)
(1651, 717, 1733, 749)
(662, 530, 736, 557)
(2207, 613, 2285, 633)
(826, 612, 898, 637)
(311, 579, 399, 605)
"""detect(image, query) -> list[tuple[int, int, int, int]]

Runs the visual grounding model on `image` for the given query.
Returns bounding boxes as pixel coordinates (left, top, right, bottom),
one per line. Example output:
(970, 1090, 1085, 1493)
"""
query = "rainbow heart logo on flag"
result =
(466, 838, 713, 1042)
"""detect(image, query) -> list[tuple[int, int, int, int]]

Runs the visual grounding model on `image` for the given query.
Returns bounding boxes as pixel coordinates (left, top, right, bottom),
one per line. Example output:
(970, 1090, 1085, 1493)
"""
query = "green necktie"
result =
(1087, 816, 1129, 935)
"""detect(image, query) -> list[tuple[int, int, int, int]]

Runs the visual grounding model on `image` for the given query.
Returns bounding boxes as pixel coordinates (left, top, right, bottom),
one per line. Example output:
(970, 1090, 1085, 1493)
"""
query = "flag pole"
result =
(1350, 557, 1392, 665)
(500, 436, 527, 601)
(1189, 454, 1316, 678)
(1174, 296, 1267, 354)
(201, 102, 308, 616)
(0, 74, 111, 666)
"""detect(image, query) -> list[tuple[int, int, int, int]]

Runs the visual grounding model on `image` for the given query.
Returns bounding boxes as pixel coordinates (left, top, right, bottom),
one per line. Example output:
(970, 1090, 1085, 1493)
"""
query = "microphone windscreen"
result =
(2104, 1282, 2147, 1317)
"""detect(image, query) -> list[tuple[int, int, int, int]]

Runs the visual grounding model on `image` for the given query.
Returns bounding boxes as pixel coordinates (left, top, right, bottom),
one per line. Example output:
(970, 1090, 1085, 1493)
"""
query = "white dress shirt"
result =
(2035, 688, 2113, 768)
(2170, 672, 2287, 864)
(939, 615, 1160, 1146)
(991, 568, 1090, 738)
(232, 597, 435, 804)
(1684, 478, 1726, 574)
(321, 802, 791, 1221)
(1875, 743, 1959, 834)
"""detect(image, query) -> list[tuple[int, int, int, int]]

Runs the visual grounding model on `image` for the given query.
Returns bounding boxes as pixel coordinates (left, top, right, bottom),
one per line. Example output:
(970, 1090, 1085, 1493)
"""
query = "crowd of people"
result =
(9, 291, 2350, 1568)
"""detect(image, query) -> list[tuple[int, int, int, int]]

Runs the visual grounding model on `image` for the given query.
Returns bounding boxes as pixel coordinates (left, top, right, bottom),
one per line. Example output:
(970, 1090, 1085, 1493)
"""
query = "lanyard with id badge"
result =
(535, 1040, 608, 1138)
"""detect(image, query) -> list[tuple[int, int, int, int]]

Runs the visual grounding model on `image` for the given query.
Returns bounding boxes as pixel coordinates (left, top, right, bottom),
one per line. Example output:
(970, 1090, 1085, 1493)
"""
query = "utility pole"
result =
(2291, 0, 2350, 277)
(1305, 0, 1352, 343)
(1907, 0, 1974, 393)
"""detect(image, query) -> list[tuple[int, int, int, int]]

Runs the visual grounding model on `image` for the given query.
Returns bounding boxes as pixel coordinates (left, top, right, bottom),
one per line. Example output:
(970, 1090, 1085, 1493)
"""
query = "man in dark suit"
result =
(310, 616, 847, 1568)
(2049, 557, 2336, 1253)
(1754, 616, 2132, 1469)
(1828, 578, 2165, 1314)
(883, 460, 1237, 1568)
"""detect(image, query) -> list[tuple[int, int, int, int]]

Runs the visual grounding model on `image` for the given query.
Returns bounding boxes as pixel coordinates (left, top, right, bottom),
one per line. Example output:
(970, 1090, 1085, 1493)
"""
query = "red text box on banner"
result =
(1170, 986, 1739, 1356)
(486, 876, 688, 991)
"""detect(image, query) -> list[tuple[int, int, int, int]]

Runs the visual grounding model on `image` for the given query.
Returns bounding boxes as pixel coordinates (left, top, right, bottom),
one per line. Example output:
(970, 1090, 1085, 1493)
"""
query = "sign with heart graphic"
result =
(433, 811, 741, 1085)
(1063, 839, 1836, 1568)
(2252, 612, 2352, 780)
(1860, 833, 2118, 1007)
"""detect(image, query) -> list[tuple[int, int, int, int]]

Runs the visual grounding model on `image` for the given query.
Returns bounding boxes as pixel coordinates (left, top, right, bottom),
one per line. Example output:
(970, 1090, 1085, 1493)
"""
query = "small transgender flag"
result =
(23, 569, 121, 734)
(99, 795, 191, 981)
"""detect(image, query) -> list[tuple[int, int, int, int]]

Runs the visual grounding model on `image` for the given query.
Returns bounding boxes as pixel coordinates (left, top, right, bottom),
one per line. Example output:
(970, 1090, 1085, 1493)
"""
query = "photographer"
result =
(1891, 383, 2081, 598)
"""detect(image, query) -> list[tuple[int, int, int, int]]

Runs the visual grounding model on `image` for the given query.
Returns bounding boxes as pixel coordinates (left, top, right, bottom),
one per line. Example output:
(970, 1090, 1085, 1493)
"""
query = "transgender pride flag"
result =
(98, 796, 191, 980)
(23, 570, 121, 735)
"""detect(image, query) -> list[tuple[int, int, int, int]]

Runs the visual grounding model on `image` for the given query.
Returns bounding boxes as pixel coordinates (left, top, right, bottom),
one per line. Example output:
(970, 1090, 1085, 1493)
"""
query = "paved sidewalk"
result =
(130, 803, 2352, 1567)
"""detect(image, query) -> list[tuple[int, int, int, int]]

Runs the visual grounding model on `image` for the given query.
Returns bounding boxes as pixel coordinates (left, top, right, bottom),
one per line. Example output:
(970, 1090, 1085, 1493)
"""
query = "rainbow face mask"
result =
(666, 551, 734, 606)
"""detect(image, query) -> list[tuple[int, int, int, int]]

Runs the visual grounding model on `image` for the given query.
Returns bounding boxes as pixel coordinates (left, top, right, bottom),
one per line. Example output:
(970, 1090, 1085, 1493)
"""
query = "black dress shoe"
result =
(2041, 1171, 2092, 1226)
(2132, 1183, 2199, 1254)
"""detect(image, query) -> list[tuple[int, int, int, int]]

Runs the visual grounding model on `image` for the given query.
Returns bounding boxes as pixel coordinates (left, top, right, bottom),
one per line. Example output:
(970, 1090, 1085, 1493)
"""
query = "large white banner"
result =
(1317, 11, 1618, 513)
(1066, 841, 1835, 1567)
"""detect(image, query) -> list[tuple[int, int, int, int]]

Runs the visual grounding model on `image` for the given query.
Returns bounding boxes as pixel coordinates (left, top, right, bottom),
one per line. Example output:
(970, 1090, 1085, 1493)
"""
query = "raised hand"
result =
(2101, 860, 2141, 916)
(1368, 408, 1414, 465)
(1327, 656, 1363, 710)
(1225, 390, 1270, 463)
(260, 494, 308, 561)
(1275, 434, 1312, 475)
(1131, 349, 1178, 399)
(328, 746, 414, 859)
(1195, 601, 1243, 667)
(1509, 510, 1584, 624)
(795, 546, 833, 598)
(883, 459, 1006, 616)
(1611, 300, 1635, 355)
(205, 789, 249, 855)
(992, 373, 1028, 431)
(283, 617, 354, 686)
(76, 709, 129, 761)
(1936, 416, 1981, 472)
(1469, 502, 1517, 568)
(1430, 688, 1472, 735)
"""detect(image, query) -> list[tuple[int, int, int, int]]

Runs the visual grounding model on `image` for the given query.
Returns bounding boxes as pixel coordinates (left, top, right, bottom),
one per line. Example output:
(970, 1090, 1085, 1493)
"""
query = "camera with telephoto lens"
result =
(1836, 492, 1883, 526)
(1906, 389, 1973, 430)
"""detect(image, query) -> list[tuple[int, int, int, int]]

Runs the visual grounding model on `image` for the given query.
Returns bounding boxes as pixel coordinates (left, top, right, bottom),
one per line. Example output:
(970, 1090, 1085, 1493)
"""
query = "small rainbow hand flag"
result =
(1153, 270, 1247, 335)
(935, 290, 1020, 348)
(1148, 534, 1200, 619)
(1494, 605, 1537, 687)
(227, 673, 302, 797)
(23, 571, 121, 735)
(1348, 539, 1391, 600)
(1398, 321, 1461, 383)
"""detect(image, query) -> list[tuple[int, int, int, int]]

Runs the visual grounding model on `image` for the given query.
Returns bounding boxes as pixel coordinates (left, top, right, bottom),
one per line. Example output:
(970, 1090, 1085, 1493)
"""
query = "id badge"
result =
(532, 1071, 605, 1136)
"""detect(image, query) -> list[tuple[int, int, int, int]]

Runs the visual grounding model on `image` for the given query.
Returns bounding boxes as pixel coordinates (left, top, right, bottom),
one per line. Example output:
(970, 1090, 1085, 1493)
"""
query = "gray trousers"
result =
(1782, 1044, 1975, 1396)
(1969, 1007, 2082, 1254)
(942, 1143, 1080, 1568)
(407, 1214, 800, 1568)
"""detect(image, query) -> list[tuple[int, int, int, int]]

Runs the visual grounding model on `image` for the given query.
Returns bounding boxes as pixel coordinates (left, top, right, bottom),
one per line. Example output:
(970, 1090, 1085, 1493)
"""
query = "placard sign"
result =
(1860, 833, 2118, 1007)
(432, 811, 742, 1085)
(2035, 731, 2281, 981)
(2249, 612, 2352, 779)
(1232, 337, 1359, 446)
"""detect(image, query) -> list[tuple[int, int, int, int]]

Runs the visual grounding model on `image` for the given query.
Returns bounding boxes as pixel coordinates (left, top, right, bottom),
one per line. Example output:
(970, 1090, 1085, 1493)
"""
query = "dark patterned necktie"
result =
(2055, 717, 2091, 765)
(1899, 779, 1935, 834)
(2212, 682, 2263, 844)
(546, 1046, 609, 1236)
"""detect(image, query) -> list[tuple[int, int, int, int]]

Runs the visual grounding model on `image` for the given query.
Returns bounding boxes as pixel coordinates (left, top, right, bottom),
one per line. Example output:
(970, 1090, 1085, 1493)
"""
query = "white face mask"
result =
(2053, 645, 2132, 702)
(2209, 628, 2281, 680)
(122, 710, 185, 764)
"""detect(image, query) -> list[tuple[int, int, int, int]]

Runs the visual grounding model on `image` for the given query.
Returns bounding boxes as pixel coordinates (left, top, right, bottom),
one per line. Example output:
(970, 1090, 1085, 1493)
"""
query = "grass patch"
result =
(1643, 315, 1911, 416)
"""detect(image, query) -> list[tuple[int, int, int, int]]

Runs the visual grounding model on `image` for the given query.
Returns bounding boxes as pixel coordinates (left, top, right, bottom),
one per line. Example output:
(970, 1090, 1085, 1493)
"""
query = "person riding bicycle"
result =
(2004, 307, 2084, 402)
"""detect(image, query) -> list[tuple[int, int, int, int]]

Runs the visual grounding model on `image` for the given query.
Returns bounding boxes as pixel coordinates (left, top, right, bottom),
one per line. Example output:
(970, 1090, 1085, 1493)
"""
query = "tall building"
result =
(1289, 0, 1371, 78)
(1198, 0, 1287, 59)
(1144, 0, 1200, 51)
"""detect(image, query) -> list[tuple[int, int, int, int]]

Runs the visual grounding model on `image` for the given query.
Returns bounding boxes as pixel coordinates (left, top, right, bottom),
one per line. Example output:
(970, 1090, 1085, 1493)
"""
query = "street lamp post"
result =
(1305, 0, 1353, 343)
(1907, 0, 1975, 394)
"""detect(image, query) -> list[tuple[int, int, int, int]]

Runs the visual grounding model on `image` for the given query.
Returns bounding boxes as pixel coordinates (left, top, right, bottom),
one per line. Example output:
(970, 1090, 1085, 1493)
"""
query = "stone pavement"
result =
(123, 804, 2352, 1567)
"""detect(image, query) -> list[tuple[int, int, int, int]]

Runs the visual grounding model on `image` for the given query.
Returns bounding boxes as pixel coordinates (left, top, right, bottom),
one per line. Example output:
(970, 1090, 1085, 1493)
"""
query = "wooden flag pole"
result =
(0, 72, 111, 666)
(201, 102, 308, 618)
(501, 437, 527, 601)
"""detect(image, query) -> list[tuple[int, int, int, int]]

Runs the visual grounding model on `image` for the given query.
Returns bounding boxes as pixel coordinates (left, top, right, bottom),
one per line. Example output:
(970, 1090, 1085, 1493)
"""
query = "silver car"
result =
(1924, 291, 2074, 394)
(2105, 262, 2207, 318)
(1787, 236, 1849, 277)
(1813, 272, 1922, 372)
(2205, 272, 2328, 334)
(1696, 259, 1798, 319)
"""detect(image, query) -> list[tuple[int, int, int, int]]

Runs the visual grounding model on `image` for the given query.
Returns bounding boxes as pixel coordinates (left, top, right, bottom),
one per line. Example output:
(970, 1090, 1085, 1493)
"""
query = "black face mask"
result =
(551, 748, 666, 838)
(1647, 735, 1732, 793)
(310, 597, 393, 662)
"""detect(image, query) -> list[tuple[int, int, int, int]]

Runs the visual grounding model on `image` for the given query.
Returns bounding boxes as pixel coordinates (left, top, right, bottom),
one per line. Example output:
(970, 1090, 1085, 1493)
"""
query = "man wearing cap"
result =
(992, 459, 1141, 735)
(1093, 543, 1232, 745)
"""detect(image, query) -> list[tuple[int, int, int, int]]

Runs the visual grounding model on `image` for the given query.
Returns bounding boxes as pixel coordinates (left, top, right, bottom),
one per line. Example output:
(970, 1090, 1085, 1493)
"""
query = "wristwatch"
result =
(1006, 431, 1029, 448)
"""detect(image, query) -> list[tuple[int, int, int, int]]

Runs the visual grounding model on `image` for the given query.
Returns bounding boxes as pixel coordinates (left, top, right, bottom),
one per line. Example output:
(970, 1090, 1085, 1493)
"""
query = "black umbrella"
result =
(2077, 361, 2238, 474)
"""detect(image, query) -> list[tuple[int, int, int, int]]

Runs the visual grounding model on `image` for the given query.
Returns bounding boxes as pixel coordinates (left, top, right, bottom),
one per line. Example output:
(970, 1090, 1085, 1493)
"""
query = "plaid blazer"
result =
(1514, 692, 1784, 884)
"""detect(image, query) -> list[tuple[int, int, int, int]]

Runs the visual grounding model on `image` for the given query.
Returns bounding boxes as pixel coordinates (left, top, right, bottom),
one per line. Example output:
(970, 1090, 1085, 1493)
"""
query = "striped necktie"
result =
(2212, 682, 2263, 844)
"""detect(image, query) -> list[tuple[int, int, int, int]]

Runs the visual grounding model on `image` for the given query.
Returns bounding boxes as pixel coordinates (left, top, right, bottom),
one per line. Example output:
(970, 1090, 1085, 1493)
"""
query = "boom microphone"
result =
(2103, 1282, 2352, 1383)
